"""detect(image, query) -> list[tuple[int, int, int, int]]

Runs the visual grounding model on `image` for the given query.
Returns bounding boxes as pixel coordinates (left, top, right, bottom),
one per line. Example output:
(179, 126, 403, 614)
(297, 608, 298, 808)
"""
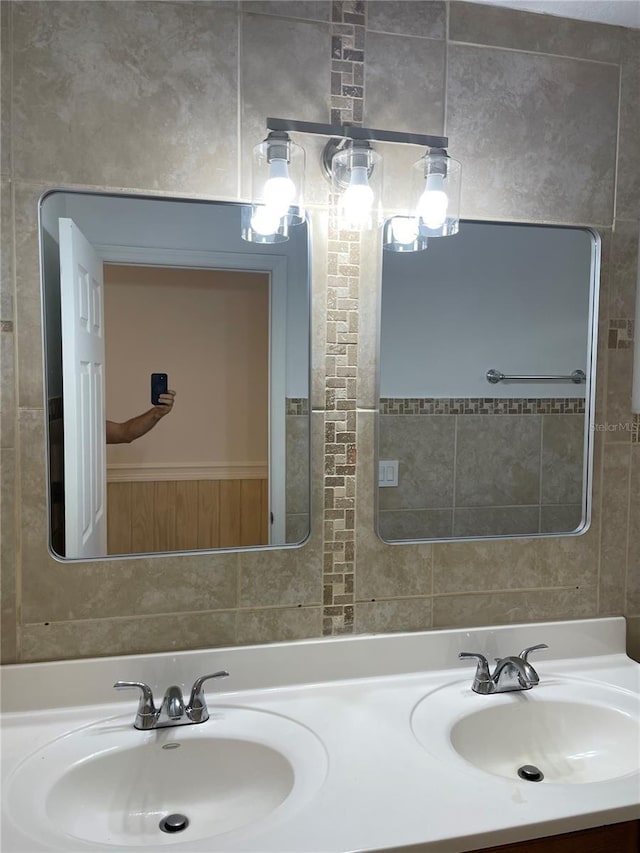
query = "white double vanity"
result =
(1, 617, 639, 852)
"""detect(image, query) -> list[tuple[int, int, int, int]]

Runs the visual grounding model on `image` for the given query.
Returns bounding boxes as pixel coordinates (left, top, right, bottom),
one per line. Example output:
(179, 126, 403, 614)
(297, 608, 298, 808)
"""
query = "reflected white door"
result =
(59, 218, 107, 558)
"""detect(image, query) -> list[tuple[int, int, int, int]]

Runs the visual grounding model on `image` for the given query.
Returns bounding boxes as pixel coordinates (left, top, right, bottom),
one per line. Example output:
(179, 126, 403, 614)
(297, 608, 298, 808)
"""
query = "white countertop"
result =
(2, 617, 639, 852)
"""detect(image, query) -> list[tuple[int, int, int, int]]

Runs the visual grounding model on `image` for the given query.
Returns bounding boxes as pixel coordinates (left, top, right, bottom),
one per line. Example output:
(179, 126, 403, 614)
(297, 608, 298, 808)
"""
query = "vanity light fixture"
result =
(412, 149, 462, 237)
(242, 118, 461, 251)
(242, 129, 305, 244)
(323, 137, 383, 232)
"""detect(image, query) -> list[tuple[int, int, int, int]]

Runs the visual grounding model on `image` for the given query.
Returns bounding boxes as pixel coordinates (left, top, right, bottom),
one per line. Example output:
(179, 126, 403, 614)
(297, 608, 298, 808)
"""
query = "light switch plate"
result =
(378, 460, 398, 487)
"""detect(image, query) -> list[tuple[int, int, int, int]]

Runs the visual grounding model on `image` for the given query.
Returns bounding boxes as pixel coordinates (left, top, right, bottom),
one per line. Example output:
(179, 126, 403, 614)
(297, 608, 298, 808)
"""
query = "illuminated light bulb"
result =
(340, 165, 374, 229)
(263, 158, 296, 218)
(250, 205, 282, 236)
(390, 216, 419, 245)
(417, 172, 449, 229)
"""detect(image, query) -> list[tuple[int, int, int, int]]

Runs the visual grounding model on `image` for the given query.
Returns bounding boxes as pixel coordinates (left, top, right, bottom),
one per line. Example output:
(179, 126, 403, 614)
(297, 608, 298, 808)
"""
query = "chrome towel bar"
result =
(486, 369, 586, 384)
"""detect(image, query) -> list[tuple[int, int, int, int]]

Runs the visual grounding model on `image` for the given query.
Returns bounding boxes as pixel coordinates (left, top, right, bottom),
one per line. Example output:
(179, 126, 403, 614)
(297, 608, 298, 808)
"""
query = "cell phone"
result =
(151, 373, 168, 406)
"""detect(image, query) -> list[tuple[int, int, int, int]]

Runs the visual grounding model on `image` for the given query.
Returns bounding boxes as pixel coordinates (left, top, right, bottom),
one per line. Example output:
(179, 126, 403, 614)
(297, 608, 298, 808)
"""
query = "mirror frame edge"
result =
(372, 219, 602, 546)
(38, 187, 314, 563)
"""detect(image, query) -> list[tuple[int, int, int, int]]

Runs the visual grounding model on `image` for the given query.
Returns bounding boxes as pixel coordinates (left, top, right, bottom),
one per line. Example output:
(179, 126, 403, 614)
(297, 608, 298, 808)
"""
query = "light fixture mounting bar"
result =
(266, 117, 447, 149)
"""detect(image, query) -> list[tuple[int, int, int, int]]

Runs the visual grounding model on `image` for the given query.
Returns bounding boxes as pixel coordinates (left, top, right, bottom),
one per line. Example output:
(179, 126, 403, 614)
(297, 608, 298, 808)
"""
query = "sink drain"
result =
(517, 764, 544, 782)
(159, 814, 189, 833)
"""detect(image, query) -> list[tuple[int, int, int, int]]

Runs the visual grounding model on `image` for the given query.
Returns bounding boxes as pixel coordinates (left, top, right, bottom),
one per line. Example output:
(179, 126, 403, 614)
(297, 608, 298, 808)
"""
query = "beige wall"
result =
(104, 265, 268, 470)
(1, 1, 639, 663)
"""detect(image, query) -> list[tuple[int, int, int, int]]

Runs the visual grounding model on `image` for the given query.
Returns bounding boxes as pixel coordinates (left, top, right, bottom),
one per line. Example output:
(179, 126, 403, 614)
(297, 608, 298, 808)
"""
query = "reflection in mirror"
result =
(40, 192, 311, 559)
(377, 221, 599, 542)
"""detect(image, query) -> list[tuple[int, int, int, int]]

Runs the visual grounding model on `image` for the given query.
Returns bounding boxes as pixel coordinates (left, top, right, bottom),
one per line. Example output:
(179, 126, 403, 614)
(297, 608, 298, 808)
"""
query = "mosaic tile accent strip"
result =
(632, 414, 640, 445)
(380, 398, 586, 415)
(286, 398, 309, 416)
(330, 1, 365, 125)
(608, 318, 634, 349)
(322, 1, 366, 637)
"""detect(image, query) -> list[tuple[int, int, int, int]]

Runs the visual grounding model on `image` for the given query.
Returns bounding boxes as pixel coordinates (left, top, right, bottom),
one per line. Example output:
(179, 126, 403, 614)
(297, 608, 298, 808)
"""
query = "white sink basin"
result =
(412, 678, 640, 785)
(4, 706, 327, 848)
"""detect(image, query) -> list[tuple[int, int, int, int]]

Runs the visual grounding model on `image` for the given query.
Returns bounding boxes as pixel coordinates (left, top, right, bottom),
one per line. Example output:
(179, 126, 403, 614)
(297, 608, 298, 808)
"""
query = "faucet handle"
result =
(187, 671, 229, 724)
(113, 681, 157, 725)
(519, 643, 548, 662)
(459, 652, 491, 683)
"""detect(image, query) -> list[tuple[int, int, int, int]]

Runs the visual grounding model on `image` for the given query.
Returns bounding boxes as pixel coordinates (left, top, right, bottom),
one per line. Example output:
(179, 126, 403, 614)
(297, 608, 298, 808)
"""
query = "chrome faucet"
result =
(459, 644, 548, 694)
(114, 671, 229, 729)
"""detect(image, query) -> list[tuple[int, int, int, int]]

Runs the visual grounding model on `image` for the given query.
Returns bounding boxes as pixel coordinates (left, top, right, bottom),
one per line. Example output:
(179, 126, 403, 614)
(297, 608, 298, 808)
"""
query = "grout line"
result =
(447, 38, 621, 68)
(236, 3, 243, 201)
(611, 62, 623, 224)
(353, 583, 597, 603)
(22, 602, 325, 629)
(443, 0, 449, 137)
(365, 27, 446, 43)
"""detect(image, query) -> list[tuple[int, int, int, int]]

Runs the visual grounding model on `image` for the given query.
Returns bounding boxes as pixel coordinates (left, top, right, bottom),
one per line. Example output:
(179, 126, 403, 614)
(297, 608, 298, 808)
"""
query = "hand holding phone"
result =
(151, 373, 168, 406)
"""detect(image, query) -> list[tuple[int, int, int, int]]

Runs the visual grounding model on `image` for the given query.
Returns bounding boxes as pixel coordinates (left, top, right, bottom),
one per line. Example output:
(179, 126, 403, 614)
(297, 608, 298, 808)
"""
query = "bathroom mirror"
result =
(377, 220, 599, 542)
(40, 191, 310, 560)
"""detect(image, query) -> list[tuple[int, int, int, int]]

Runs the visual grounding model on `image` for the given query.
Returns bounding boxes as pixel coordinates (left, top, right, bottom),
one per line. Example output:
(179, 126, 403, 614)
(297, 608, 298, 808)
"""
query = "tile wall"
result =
(1, 0, 638, 663)
(378, 401, 585, 539)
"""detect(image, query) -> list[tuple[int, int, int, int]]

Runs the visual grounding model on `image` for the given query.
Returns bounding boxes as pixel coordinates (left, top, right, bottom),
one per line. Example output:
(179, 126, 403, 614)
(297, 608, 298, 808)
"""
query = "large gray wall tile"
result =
(239, 546, 322, 607)
(608, 220, 640, 319)
(0, 447, 17, 663)
(433, 585, 597, 628)
(0, 1, 11, 178)
(605, 349, 634, 441)
(286, 414, 310, 515)
(453, 506, 539, 537)
(0, 179, 13, 321)
(0, 325, 15, 449)
(379, 508, 453, 541)
(20, 610, 238, 662)
(541, 415, 585, 504)
(447, 45, 619, 224)
(242, 2, 330, 22)
(364, 32, 445, 134)
(354, 598, 432, 634)
(449, 2, 624, 63)
(616, 31, 640, 220)
(357, 411, 432, 599)
(12, 1, 239, 195)
(378, 415, 455, 509)
(455, 416, 541, 507)
(364, 31, 444, 212)
(599, 444, 630, 614)
(540, 504, 583, 533)
(366, 1, 445, 40)
(240, 13, 330, 205)
(433, 538, 539, 594)
(627, 448, 640, 614)
(236, 606, 322, 644)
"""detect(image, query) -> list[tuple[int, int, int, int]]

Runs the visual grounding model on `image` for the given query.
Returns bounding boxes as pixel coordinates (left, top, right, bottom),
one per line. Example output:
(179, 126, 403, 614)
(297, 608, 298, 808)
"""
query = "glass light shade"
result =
(251, 133, 305, 227)
(330, 144, 383, 232)
(241, 204, 289, 244)
(382, 216, 428, 253)
(412, 151, 461, 237)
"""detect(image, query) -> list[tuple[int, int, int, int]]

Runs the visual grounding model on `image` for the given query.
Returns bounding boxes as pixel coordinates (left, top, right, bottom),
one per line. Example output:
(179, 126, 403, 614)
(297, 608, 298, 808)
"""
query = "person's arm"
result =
(106, 391, 176, 445)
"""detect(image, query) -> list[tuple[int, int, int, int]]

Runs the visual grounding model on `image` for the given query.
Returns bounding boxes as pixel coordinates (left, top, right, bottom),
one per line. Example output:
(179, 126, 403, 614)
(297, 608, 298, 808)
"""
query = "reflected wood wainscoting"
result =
(106, 479, 268, 553)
